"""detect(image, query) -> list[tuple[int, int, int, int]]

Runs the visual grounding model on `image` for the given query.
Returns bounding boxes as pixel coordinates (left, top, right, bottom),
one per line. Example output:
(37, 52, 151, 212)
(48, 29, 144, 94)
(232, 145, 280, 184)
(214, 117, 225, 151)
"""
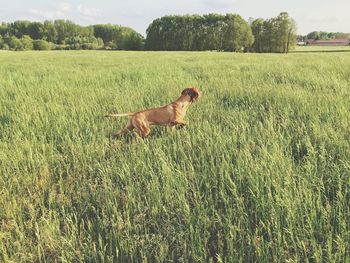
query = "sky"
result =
(0, 0, 349, 36)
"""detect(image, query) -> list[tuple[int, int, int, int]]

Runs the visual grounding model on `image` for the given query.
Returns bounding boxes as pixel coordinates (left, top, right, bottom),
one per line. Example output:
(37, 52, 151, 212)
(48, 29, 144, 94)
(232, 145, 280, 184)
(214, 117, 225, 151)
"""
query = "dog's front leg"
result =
(172, 119, 187, 129)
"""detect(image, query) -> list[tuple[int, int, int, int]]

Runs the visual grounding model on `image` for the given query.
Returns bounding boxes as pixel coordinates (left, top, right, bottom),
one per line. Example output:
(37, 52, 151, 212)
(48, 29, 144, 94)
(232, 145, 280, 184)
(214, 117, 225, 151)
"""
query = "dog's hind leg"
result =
(132, 116, 151, 139)
(113, 120, 134, 138)
(137, 122, 151, 138)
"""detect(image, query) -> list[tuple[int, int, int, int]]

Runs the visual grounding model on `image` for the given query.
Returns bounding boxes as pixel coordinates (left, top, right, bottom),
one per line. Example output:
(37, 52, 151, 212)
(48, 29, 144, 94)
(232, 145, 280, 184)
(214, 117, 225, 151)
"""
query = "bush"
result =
(33, 39, 52, 50)
(63, 36, 104, 50)
(122, 32, 144, 50)
(8, 36, 24, 50)
(54, 44, 70, 50)
(0, 35, 3, 49)
(2, 43, 9, 50)
(20, 35, 33, 50)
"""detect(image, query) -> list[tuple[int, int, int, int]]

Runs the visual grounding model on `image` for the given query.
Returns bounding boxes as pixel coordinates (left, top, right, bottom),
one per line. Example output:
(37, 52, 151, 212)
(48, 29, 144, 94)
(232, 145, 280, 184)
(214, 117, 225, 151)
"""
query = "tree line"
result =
(145, 14, 254, 52)
(300, 31, 350, 41)
(0, 20, 144, 51)
(0, 12, 298, 52)
(145, 12, 296, 53)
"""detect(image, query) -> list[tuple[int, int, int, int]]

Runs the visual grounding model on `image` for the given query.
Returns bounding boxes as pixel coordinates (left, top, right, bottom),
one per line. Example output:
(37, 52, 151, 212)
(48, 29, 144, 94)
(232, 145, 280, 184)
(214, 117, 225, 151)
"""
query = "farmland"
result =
(0, 49, 350, 262)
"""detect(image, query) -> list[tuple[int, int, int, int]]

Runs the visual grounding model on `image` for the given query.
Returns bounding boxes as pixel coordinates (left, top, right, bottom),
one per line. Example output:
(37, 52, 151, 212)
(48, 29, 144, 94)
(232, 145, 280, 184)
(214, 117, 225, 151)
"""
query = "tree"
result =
(251, 18, 264, 52)
(145, 18, 163, 50)
(28, 22, 45, 40)
(0, 19, 145, 51)
(93, 24, 121, 48)
(273, 12, 297, 53)
(0, 22, 9, 36)
(307, 31, 320, 40)
(223, 14, 254, 52)
(0, 35, 3, 49)
(203, 14, 226, 50)
(93, 24, 143, 50)
(9, 20, 30, 38)
(145, 14, 254, 52)
(43, 21, 58, 43)
(122, 31, 144, 50)
(306, 31, 350, 40)
(285, 15, 297, 52)
(250, 12, 297, 53)
(54, 20, 79, 44)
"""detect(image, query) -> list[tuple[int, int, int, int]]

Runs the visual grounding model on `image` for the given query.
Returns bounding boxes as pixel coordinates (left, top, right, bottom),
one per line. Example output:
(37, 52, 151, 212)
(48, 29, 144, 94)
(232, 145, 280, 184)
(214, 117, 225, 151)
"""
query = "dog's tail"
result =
(104, 112, 135, 118)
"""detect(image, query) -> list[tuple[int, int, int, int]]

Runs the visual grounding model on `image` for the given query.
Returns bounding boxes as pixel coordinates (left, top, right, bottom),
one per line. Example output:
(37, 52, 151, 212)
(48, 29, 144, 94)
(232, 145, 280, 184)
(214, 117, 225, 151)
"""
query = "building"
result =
(306, 38, 350, 46)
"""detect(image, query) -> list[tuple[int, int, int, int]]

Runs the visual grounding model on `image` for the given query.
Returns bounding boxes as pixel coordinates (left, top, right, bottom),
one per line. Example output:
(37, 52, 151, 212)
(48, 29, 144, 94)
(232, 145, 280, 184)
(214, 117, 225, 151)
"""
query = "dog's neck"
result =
(173, 95, 193, 114)
(175, 94, 193, 104)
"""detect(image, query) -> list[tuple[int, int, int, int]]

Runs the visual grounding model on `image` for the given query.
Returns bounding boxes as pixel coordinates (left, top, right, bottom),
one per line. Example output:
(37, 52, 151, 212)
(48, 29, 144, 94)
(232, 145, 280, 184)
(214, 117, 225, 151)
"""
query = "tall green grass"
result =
(0, 50, 349, 262)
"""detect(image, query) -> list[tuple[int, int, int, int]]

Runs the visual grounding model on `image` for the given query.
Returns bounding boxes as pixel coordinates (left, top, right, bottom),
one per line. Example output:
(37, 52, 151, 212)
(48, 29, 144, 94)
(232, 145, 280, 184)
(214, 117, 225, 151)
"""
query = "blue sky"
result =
(0, 0, 349, 35)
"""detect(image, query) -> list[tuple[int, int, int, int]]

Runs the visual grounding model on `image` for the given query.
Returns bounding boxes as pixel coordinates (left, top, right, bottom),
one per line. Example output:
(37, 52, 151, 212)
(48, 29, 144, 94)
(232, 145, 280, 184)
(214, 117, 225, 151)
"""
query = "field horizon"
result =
(1, 50, 349, 262)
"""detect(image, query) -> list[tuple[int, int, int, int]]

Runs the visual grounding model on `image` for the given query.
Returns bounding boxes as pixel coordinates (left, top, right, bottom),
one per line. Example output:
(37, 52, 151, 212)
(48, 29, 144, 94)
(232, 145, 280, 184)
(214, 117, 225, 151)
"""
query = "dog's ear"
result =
(181, 87, 200, 101)
(181, 88, 190, 95)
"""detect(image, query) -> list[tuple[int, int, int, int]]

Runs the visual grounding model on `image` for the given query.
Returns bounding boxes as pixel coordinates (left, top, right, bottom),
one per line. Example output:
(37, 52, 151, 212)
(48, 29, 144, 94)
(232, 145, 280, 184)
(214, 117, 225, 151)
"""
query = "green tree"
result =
(250, 12, 297, 53)
(202, 14, 226, 50)
(54, 20, 79, 44)
(122, 31, 144, 50)
(93, 24, 121, 48)
(9, 20, 30, 38)
(306, 31, 350, 40)
(251, 18, 265, 52)
(145, 18, 163, 50)
(0, 22, 9, 36)
(223, 14, 254, 52)
(145, 14, 254, 52)
(93, 24, 143, 50)
(43, 21, 58, 43)
(0, 19, 144, 50)
(273, 12, 297, 53)
(0, 35, 3, 49)
(307, 31, 320, 40)
(28, 22, 45, 40)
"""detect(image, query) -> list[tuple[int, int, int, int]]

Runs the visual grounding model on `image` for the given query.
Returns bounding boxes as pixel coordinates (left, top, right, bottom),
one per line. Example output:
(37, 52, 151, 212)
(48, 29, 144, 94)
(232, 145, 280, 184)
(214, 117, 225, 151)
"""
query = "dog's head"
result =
(181, 87, 201, 102)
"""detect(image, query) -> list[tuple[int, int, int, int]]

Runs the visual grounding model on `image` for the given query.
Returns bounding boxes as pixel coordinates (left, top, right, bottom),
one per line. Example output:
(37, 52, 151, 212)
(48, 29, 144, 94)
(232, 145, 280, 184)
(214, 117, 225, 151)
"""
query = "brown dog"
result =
(105, 87, 201, 138)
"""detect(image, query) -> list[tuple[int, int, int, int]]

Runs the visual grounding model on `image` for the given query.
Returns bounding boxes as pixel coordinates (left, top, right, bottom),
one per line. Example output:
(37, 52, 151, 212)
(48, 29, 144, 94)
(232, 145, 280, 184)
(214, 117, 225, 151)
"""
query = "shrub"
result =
(8, 36, 24, 50)
(33, 39, 52, 50)
(20, 35, 33, 50)
(2, 43, 9, 50)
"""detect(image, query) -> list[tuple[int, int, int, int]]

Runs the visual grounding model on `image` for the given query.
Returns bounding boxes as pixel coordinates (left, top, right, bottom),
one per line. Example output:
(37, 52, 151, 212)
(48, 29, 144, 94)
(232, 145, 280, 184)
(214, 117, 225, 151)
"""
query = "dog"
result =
(105, 87, 201, 138)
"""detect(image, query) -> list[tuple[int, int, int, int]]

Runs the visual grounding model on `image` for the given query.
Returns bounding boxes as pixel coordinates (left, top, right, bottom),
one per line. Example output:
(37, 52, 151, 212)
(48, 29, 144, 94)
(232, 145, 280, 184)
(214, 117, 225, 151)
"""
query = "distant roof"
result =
(306, 38, 349, 46)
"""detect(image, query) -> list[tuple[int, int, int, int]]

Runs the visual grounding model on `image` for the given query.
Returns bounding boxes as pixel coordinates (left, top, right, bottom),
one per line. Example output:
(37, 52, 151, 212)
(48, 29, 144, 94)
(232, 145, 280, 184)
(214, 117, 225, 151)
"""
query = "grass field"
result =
(0, 50, 350, 262)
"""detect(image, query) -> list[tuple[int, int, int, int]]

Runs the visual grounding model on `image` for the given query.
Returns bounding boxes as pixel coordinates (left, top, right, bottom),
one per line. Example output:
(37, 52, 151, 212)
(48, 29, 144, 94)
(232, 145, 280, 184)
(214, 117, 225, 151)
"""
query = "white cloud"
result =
(76, 4, 99, 18)
(58, 2, 72, 13)
(201, 0, 236, 9)
(27, 2, 100, 22)
(28, 8, 64, 19)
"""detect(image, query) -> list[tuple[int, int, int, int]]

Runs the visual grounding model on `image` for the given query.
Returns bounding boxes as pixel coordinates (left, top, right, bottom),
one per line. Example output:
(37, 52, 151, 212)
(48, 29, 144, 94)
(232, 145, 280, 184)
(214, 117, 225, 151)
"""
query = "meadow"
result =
(0, 49, 349, 262)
